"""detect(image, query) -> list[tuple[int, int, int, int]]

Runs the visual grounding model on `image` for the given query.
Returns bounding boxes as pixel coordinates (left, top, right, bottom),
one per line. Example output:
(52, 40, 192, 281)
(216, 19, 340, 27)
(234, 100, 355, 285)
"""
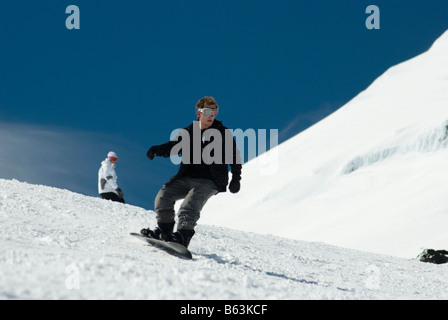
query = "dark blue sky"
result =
(1, 0, 448, 209)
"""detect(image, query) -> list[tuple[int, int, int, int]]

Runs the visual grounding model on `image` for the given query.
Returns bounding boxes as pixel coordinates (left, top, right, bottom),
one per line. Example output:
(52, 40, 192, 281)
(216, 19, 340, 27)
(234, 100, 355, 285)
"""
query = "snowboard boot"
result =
(140, 227, 161, 239)
(140, 222, 175, 240)
(171, 229, 195, 248)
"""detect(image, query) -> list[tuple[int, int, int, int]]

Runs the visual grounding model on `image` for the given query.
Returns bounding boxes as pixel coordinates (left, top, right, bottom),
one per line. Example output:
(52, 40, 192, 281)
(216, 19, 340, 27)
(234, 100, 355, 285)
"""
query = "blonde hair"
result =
(195, 96, 219, 109)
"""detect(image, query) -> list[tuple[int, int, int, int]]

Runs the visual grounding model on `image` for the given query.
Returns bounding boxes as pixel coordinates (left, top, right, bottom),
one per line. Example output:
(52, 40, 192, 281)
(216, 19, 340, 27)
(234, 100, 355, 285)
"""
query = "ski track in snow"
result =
(1, 179, 447, 300)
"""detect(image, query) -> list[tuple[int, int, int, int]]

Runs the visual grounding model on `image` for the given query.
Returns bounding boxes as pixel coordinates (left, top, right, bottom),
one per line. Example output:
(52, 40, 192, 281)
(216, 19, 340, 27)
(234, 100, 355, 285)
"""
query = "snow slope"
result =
(201, 30, 448, 259)
(1, 178, 447, 300)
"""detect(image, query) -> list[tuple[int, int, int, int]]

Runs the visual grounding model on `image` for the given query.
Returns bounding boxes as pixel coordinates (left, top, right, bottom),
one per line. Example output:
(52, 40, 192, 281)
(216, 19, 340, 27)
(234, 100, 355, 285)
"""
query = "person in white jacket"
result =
(98, 151, 125, 203)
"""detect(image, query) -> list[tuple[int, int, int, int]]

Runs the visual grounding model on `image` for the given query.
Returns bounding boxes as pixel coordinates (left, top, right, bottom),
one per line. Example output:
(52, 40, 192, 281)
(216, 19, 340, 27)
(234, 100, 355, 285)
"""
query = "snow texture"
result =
(0, 178, 447, 300)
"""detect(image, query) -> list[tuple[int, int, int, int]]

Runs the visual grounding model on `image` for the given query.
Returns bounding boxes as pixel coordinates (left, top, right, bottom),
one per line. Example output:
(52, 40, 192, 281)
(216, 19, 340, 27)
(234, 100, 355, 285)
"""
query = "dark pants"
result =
(101, 192, 125, 204)
(155, 177, 218, 230)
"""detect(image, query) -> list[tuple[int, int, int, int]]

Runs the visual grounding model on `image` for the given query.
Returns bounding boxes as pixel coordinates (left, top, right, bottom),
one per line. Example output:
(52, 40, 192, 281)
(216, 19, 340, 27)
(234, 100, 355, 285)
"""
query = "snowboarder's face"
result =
(197, 105, 218, 129)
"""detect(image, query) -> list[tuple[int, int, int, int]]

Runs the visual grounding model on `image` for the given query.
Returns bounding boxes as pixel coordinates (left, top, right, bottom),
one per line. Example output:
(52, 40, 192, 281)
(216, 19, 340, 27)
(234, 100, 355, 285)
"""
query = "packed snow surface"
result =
(1, 179, 447, 300)
(202, 30, 448, 259)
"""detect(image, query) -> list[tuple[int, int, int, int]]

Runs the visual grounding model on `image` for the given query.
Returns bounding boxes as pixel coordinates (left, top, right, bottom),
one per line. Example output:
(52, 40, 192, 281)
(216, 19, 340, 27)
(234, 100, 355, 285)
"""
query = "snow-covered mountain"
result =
(1, 178, 447, 300)
(2, 31, 448, 301)
(202, 30, 448, 259)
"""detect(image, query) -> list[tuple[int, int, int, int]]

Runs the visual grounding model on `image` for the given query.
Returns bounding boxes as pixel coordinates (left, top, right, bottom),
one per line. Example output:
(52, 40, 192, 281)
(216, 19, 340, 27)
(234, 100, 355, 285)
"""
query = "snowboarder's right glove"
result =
(147, 146, 159, 160)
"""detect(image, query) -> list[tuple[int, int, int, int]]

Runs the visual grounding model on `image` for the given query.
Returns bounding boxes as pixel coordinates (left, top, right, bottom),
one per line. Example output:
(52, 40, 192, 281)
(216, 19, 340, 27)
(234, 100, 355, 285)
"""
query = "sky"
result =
(1, 0, 448, 209)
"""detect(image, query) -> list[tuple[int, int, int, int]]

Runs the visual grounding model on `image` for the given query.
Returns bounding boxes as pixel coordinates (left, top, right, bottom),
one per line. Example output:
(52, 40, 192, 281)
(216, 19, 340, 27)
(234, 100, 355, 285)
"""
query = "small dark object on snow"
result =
(417, 249, 448, 264)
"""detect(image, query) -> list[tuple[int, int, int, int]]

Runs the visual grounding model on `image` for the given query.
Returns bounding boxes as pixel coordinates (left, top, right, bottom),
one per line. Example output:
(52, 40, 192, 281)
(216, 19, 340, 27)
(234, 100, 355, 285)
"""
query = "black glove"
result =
(147, 146, 158, 160)
(116, 188, 124, 199)
(229, 176, 241, 194)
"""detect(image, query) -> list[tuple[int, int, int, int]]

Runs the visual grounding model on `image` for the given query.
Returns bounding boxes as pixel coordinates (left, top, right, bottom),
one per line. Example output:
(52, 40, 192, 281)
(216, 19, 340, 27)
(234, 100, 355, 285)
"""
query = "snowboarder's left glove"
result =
(229, 176, 241, 194)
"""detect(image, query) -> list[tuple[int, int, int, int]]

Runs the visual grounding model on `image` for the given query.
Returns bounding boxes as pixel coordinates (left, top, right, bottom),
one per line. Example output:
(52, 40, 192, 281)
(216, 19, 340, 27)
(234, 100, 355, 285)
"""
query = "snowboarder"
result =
(98, 151, 125, 203)
(141, 96, 242, 248)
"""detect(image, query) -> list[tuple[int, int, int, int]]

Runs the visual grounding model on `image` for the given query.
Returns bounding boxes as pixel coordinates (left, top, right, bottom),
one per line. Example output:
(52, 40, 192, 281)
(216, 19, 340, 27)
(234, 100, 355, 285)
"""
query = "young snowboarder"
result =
(141, 96, 242, 248)
(98, 151, 125, 203)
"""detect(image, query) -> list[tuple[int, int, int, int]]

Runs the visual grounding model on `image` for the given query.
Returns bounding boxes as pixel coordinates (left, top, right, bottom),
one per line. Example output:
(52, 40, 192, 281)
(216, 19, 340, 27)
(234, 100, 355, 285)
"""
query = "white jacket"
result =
(98, 158, 119, 195)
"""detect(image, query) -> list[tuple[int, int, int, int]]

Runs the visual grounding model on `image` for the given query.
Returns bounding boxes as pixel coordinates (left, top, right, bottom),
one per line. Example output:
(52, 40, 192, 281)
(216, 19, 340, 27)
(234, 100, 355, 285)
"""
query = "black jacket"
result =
(148, 120, 242, 193)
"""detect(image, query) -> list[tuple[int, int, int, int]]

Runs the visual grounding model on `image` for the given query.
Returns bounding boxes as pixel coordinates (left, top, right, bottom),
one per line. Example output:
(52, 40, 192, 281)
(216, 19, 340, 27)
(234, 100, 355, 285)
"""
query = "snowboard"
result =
(130, 232, 193, 259)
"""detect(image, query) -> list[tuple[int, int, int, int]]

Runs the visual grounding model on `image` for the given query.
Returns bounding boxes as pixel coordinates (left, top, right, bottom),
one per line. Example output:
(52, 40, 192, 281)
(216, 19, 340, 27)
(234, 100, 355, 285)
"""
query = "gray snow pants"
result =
(154, 177, 218, 231)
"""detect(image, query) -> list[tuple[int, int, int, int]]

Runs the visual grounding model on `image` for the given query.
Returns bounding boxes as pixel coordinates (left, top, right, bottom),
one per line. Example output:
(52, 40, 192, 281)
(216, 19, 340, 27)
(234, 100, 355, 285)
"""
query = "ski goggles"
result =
(198, 108, 218, 117)
(108, 156, 118, 163)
